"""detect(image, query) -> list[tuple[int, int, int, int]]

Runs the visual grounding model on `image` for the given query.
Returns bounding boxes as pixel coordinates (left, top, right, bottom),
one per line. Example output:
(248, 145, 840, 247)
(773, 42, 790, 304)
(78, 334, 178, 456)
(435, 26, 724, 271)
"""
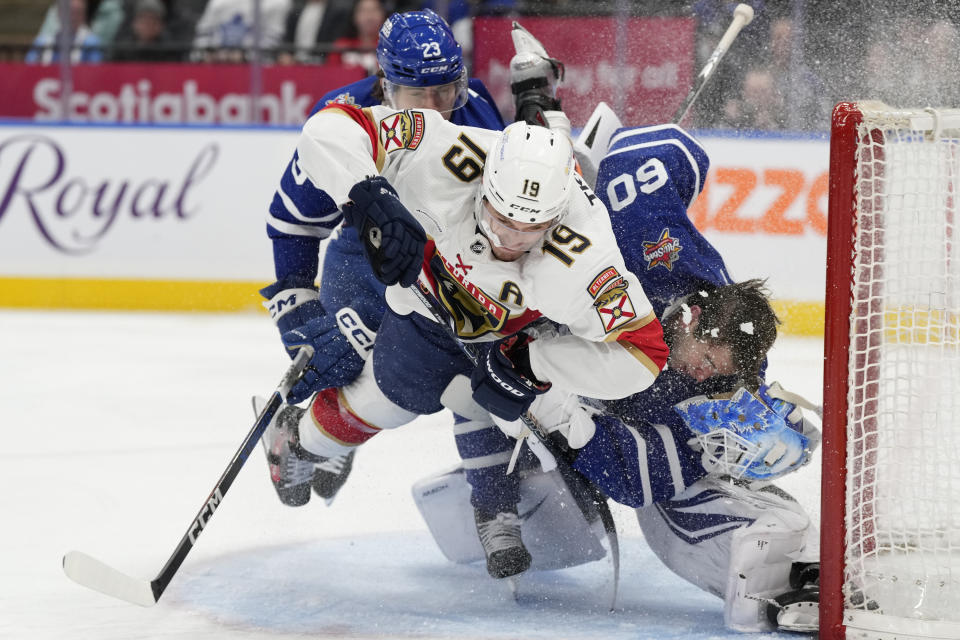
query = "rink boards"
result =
(0, 122, 828, 335)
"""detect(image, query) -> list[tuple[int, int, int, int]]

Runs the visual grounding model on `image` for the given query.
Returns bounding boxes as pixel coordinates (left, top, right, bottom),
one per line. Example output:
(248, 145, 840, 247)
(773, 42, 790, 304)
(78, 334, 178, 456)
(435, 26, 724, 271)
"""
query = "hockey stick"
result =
(62, 346, 314, 606)
(409, 284, 621, 610)
(672, 3, 754, 125)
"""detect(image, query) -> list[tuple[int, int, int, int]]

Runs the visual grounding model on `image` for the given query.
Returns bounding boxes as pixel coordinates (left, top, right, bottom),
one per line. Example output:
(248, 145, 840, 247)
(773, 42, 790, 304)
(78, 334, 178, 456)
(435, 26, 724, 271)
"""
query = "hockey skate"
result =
(474, 507, 532, 579)
(766, 562, 820, 632)
(311, 450, 355, 503)
(509, 22, 565, 126)
(258, 400, 325, 507)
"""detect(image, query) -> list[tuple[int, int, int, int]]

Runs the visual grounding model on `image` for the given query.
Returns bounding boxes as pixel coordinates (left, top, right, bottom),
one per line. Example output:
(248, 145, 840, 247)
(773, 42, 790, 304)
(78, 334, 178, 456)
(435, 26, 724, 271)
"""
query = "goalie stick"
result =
(408, 284, 620, 611)
(672, 3, 754, 125)
(62, 346, 314, 606)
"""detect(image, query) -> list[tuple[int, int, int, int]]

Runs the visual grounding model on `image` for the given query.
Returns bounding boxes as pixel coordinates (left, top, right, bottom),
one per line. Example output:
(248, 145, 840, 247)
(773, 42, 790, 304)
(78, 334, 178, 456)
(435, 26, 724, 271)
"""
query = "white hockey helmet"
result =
(476, 122, 576, 226)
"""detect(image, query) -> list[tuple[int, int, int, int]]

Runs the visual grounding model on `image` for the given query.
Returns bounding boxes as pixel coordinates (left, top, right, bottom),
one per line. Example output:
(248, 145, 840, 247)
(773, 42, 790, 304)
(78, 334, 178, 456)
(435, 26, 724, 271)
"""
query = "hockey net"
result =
(821, 101, 960, 640)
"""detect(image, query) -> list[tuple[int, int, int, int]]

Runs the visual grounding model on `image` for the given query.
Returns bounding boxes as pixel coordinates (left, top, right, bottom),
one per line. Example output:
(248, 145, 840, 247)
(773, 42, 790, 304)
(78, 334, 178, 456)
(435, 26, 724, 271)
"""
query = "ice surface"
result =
(0, 310, 821, 639)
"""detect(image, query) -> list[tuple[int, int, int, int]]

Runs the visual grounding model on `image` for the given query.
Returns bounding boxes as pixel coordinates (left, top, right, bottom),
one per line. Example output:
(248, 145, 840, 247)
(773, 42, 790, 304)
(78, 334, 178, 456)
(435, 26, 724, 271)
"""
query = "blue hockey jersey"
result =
(598, 124, 732, 317)
(572, 124, 744, 507)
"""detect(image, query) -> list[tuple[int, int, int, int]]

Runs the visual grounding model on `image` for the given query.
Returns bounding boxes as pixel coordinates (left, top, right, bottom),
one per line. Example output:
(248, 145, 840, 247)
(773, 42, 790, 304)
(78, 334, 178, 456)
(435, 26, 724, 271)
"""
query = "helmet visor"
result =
(382, 68, 468, 114)
(478, 199, 555, 253)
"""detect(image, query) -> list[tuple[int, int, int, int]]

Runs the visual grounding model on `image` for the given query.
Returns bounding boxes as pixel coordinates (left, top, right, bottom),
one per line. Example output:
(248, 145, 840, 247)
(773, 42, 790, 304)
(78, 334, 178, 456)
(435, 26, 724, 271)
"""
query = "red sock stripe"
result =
(310, 387, 381, 447)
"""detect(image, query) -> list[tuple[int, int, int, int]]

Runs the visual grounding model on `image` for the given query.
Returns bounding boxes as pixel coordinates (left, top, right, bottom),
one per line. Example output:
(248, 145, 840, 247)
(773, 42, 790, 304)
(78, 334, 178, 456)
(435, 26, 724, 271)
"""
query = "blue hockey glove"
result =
(341, 176, 426, 288)
(281, 307, 377, 404)
(260, 277, 325, 339)
(470, 333, 552, 421)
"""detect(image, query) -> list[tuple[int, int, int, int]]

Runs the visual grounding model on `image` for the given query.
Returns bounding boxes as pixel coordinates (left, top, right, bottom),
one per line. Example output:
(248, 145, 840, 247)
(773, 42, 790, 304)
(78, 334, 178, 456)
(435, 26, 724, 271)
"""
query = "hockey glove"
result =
(341, 176, 426, 288)
(281, 307, 377, 404)
(260, 277, 325, 339)
(470, 333, 552, 421)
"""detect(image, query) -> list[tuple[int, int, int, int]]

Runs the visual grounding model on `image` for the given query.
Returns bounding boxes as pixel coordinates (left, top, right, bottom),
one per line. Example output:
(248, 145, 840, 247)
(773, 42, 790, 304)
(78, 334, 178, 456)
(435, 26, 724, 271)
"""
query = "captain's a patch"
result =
(379, 110, 426, 152)
(642, 228, 682, 271)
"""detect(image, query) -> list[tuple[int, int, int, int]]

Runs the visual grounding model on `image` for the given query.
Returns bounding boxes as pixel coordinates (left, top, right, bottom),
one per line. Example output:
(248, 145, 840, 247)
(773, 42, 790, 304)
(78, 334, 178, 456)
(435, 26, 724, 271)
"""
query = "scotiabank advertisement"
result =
(0, 122, 829, 333)
(472, 16, 695, 126)
(1, 63, 366, 125)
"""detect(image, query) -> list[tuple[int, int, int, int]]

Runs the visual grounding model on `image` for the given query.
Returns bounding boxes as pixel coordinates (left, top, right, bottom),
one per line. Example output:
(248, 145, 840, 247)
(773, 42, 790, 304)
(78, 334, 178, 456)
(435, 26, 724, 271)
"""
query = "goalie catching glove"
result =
(674, 382, 821, 481)
(341, 176, 427, 288)
(471, 333, 551, 421)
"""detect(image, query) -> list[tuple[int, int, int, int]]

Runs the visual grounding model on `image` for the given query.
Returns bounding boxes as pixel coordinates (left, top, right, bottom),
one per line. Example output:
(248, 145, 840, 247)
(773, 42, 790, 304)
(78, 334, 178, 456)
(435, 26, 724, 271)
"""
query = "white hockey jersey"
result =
(293, 104, 668, 399)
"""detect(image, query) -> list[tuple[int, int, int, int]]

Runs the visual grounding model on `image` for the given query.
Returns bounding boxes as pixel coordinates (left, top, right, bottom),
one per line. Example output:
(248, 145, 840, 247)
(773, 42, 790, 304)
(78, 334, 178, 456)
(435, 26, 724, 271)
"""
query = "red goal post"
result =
(822, 101, 960, 640)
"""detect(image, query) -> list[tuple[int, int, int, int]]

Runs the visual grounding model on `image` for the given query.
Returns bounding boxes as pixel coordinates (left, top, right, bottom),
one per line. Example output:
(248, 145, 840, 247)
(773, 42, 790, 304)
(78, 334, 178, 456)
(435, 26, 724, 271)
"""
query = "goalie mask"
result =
(474, 122, 576, 254)
(376, 9, 469, 113)
(673, 383, 819, 481)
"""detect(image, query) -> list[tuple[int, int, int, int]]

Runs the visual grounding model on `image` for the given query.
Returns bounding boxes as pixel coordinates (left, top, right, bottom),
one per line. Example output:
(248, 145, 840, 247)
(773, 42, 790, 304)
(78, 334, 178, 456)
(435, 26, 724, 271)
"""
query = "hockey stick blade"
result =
(61, 347, 313, 606)
(63, 551, 158, 607)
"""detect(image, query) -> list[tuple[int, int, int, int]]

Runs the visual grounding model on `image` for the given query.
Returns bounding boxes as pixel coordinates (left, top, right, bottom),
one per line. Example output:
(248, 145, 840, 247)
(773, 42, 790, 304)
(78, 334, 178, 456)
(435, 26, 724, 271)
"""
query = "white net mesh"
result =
(845, 102, 960, 626)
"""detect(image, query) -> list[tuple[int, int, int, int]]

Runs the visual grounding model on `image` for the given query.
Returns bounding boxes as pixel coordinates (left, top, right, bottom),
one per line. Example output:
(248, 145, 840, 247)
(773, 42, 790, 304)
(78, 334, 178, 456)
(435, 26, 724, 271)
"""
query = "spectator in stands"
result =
(34, 0, 124, 47)
(765, 16, 827, 130)
(167, 0, 209, 45)
(721, 67, 782, 130)
(715, 14, 826, 131)
(918, 19, 960, 107)
(192, 0, 293, 62)
(277, 0, 354, 64)
(325, 0, 387, 76)
(111, 0, 181, 61)
(26, 0, 105, 63)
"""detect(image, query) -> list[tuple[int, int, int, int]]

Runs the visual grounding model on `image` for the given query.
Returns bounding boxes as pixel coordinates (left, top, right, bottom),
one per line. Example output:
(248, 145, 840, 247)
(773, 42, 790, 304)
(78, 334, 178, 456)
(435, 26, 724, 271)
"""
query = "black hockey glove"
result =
(514, 88, 561, 128)
(470, 333, 552, 421)
(341, 176, 426, 288)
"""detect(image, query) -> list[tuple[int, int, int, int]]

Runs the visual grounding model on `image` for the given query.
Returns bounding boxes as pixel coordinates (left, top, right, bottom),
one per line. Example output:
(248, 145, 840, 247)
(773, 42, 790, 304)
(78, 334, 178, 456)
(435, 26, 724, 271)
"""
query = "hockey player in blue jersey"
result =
(420, 116, 821, 632)
(258, 9, 507, 501)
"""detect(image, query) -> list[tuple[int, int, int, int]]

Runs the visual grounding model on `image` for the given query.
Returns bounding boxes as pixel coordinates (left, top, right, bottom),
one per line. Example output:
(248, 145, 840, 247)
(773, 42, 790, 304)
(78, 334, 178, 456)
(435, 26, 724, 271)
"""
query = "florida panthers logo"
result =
(379, 111, 426, 152)
(642, 228, 682, 271)
(428, 249, 509, 338)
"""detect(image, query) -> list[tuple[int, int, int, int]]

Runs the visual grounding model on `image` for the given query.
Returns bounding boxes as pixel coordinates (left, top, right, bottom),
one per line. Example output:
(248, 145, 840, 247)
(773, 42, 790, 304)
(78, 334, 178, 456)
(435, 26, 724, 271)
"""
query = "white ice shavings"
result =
(740, 322, 755, 335)
(680, 303, 693, 325)
(708, 327, 720, 338)
(698, 290, 709, 298)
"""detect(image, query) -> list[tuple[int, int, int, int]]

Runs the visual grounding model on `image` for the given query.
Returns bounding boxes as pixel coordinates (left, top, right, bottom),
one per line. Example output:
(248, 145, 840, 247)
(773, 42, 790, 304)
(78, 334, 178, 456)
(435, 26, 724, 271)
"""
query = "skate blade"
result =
(506, 575, 520, 603)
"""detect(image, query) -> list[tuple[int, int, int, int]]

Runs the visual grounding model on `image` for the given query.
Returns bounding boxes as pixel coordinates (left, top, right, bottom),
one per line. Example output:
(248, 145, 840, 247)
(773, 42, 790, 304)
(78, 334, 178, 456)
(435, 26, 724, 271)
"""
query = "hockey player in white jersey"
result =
(414, 111, 822, 632)
(259, 101, 669, 575)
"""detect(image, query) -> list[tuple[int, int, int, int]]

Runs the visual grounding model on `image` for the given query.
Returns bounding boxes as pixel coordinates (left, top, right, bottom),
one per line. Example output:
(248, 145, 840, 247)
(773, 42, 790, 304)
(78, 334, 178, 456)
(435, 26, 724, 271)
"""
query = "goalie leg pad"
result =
(636, 476, 812, 633)
(412, 465, 606, 570)
(454, 414, 520, 513)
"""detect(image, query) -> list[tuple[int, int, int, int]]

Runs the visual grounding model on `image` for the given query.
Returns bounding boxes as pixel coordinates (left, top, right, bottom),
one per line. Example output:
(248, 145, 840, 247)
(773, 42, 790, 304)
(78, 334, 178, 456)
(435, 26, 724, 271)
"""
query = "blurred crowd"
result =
(9, 0, 960, 131)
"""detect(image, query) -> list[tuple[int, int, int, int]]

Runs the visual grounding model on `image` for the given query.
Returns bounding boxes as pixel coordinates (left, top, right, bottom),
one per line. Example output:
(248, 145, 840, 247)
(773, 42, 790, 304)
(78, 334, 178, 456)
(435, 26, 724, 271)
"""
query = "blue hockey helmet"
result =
(377, 9, 468, 112)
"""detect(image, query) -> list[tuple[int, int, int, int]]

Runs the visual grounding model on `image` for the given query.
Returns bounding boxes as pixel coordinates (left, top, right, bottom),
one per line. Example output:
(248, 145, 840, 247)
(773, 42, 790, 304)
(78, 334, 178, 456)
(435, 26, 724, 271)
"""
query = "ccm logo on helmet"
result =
(421, 64, 450, 73)
(509, 204, 542, 213)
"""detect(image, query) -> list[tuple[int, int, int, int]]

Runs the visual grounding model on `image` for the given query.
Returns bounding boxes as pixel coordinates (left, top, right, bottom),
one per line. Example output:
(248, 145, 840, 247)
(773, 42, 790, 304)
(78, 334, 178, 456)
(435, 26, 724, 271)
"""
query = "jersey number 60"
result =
(605, 158, 668, 212)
